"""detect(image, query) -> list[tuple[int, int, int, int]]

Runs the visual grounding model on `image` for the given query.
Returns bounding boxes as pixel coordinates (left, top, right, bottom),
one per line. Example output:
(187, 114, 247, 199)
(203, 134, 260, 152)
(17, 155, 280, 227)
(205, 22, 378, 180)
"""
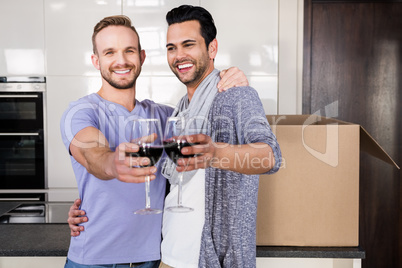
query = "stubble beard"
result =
(101, 66, 139, 90)
(172, 54, 210, 88)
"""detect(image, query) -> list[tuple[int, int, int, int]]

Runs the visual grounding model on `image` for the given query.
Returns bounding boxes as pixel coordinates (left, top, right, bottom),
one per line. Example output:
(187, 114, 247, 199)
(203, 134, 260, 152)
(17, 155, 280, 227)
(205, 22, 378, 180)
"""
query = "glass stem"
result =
(177, 172, 183, 207)
(145, 175, 151, 209)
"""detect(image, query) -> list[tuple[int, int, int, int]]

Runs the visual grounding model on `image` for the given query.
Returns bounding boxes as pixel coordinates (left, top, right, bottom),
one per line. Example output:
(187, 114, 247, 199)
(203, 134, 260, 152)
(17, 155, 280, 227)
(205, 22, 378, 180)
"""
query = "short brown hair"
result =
(92, 15, 141, 54)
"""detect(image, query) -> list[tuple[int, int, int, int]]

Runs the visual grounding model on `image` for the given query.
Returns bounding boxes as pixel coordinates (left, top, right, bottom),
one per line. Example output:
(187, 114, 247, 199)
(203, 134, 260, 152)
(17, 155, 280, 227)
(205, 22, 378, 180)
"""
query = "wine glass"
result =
(163, 117, 199, 213)
(129, 119, 164, 215)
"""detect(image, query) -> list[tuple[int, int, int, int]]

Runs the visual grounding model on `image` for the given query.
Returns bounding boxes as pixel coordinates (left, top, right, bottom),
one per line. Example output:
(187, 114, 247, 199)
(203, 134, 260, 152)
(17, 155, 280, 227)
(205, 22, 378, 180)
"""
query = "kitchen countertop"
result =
(0, 201, 71, 256)
(0, 224, 70, 256)
(0, 202, 365, 258)
(0, 224, 365, 258)
(257, 245, 365, 259)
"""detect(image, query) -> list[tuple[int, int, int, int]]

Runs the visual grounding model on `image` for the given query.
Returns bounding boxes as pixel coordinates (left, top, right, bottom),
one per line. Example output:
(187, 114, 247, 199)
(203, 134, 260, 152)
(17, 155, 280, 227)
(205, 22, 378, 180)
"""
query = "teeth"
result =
(178, 64, 193, 70)
(114, 70, 130, 74)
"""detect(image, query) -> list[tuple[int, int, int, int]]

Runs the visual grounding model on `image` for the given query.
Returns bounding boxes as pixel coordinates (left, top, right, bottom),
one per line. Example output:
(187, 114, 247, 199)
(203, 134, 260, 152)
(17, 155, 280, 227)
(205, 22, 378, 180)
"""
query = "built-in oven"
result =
(0, 77, 46, 191)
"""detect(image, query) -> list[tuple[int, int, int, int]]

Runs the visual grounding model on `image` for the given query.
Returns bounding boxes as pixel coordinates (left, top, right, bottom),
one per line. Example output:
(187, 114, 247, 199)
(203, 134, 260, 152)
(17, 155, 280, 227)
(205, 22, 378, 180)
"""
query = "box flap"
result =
(360, 127, 399, 169)
(266, 114, 400, 169)
(267, 114, 351, 126)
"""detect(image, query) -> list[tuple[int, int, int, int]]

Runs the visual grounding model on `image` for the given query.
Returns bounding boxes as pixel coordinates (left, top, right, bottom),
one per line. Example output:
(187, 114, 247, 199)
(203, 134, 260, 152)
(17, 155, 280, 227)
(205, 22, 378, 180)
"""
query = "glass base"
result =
(134, 208, 163, 215)
(166, 205, 194, 213)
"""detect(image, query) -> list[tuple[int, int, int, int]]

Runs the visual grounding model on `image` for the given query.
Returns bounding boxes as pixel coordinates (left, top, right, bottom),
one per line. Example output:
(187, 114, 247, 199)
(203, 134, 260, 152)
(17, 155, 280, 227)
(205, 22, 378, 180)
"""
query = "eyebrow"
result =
(126, 46, 139, 51)
(102, 46, 138, 54)
(166, 39, 196, 48)
(102, 48, 113, 53)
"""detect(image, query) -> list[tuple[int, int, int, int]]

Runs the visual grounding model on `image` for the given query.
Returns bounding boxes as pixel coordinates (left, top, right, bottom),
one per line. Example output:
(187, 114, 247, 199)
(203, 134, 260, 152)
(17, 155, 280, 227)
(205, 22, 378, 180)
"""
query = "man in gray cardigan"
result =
(159, 5, 281, 268)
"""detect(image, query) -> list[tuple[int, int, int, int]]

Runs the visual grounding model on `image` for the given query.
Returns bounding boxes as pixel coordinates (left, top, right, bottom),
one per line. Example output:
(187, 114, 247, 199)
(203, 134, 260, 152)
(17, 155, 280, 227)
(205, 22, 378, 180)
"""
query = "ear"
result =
(91, 54, 100, 70)
(208, 39, 218, 60)
(140, 49, 146, 66)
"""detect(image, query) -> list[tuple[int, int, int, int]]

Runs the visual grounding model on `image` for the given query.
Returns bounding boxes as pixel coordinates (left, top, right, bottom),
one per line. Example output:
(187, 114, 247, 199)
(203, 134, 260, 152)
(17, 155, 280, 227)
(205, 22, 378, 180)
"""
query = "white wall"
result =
(0, 0, 303, 201)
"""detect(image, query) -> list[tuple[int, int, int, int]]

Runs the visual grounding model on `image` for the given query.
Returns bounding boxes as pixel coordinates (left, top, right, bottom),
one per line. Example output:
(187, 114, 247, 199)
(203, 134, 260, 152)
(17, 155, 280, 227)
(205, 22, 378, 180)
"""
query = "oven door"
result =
(0, 133, 44, 189)
(0, 92, 43, 132)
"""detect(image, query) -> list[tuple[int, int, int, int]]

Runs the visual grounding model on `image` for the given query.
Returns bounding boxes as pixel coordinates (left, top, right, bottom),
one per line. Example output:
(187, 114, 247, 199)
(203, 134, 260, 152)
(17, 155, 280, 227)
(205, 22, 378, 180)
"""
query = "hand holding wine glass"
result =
(130, 119, 164, 215)
(173, 133, 216, 172)
(163, 117, 200, 213)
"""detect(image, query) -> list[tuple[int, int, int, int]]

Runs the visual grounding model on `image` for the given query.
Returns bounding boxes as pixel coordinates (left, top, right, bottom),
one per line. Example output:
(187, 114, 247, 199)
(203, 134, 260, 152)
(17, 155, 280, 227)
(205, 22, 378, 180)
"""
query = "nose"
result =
(175, 47, 187, 61)
(115, 51, 128, 65)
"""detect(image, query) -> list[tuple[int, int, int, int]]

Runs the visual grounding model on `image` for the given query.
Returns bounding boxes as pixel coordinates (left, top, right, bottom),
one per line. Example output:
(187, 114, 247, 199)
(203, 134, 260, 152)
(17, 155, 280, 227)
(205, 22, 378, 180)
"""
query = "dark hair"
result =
(92, 15, 141, 54)
(166, 5, 217, 48)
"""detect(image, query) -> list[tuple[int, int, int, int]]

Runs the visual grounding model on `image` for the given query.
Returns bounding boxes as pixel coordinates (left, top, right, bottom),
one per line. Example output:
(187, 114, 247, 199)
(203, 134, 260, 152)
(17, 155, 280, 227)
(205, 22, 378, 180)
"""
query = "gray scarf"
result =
(161, 69, 221, 185)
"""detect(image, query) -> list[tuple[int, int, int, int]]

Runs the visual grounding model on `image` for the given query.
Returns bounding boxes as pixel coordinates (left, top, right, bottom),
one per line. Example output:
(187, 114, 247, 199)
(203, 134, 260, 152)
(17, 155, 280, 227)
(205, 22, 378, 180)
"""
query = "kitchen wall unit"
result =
(45, 0, 122, 76)
(0, 0, 45, 76)
(0, 0, 303, 200)
(202, 0, 282, 114)
(0, 257, 66, 267)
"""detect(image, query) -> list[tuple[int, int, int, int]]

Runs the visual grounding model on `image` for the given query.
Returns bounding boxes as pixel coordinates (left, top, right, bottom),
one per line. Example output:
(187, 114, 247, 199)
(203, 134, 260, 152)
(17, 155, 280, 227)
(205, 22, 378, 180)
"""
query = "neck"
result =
(187, 65, 215, 102)
(97, 83, 136, 111)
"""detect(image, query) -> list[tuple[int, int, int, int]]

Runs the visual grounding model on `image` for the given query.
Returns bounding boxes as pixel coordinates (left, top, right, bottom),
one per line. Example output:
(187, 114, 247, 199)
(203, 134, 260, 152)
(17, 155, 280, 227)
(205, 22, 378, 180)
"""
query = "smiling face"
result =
(166, 20, 217, 93)
(92, 25, 145, 90)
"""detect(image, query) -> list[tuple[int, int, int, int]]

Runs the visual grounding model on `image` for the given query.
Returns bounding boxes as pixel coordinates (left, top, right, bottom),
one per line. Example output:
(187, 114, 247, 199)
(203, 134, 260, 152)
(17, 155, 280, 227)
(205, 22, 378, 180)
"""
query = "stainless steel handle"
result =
(0, 94, 38, 98)
(0, 197, 42, 201)
(0, 133, 40, 136)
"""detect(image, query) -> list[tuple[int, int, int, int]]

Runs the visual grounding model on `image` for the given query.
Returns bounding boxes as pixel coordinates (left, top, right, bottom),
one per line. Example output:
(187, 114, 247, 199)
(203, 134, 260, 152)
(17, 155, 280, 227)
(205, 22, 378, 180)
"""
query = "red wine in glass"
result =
(163, 139, 198, 164)
(126, 145, 164, 167)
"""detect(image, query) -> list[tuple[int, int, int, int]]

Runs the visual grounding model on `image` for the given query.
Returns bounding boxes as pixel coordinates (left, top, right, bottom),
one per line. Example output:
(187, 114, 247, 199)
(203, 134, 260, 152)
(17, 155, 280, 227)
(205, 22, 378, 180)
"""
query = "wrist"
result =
(208, 143, 232, 170)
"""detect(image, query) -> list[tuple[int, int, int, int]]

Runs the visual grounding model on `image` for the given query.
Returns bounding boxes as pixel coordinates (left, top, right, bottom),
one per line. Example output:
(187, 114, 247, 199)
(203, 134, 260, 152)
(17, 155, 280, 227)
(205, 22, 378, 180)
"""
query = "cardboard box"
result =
(256, 115, 399, 247)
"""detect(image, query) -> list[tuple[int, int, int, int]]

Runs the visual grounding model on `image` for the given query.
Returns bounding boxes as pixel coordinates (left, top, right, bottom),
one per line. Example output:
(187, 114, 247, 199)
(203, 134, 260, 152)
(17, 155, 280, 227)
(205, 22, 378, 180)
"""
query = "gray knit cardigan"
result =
(198, 86, 282, 268)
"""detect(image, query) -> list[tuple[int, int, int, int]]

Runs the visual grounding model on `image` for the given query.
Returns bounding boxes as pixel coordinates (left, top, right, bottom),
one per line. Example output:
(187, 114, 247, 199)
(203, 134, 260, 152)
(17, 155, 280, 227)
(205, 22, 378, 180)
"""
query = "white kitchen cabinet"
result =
(278, 0, 304, 114)
(44, 0, 121, 76)
(0, 257, 66, 268)
(203, 0, 280, 114)
(249, 76, 278, 115)
(46, 76, 100, 190)
(202, 0, 278, 76)
(0, 0, 45, 76)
